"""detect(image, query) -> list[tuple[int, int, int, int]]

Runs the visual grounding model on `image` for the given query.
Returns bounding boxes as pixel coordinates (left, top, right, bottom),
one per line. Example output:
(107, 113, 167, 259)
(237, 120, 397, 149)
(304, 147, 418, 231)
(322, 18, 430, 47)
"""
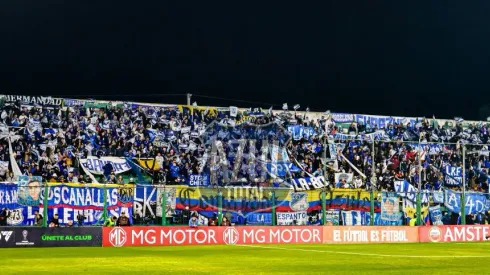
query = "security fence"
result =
(3, 181, 486, 227)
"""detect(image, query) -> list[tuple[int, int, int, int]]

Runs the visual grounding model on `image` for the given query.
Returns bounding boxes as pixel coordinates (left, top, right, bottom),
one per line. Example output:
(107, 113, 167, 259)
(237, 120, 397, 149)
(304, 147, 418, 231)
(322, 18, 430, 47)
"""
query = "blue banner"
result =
(246, 213, 272, 225)
(266, 162, 301, 177)
(187, 174, 210, 187)
(393, 180, 429, 205)
(133, 185, 157, 218)
(287, 125, 317, 140)
(332, 113, 354, 123)
(444, 189, 490, 215)
(433, 191, 444, 204)
(380, 193, 402, 225)
(355, 114, 419, 129)
(444, 166, 462, 186)
(429, 205, 444, 225)
(0, 183, 133, 226)
(342, 210, 382, 226)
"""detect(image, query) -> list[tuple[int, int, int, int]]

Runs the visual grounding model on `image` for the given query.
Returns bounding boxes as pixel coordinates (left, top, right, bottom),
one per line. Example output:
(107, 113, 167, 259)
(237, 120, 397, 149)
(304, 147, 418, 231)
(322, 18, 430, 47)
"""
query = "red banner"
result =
(323, 226, 419, 244)
(103, 226, 323, 247)
(419, 225, 490, 243)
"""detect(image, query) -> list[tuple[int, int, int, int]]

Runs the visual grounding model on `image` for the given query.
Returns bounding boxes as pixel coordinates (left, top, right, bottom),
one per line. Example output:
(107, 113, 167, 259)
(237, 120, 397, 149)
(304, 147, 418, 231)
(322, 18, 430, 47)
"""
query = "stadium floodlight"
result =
(282, 103, 288, 110)
(293, 104, 300, 111)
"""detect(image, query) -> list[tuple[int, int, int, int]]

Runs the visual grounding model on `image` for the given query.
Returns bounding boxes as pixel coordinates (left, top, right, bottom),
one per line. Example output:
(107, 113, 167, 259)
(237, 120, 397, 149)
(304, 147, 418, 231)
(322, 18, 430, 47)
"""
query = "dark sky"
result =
(1, 2, 490, 120)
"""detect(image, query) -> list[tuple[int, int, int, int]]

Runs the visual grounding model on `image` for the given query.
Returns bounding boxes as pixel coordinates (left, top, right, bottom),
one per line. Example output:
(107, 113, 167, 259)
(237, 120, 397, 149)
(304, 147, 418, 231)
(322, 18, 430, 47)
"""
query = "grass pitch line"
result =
(235, 244, 490, 258)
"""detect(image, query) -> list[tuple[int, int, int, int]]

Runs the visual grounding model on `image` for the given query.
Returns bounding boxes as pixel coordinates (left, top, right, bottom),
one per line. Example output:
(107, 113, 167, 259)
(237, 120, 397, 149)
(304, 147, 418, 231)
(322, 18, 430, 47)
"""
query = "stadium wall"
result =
(1, 225, 490, 248)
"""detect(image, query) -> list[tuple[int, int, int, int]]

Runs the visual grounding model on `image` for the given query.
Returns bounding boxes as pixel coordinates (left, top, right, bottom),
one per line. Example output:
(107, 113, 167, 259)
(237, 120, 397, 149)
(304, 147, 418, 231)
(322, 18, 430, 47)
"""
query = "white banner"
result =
(80, 156, 131, 175)
(276, 211, 308, 225)
(0, 160, 8, 176)
(335, 173, 353, 184)
(230, 106, 238, 117)
(156, 187, 177, 218)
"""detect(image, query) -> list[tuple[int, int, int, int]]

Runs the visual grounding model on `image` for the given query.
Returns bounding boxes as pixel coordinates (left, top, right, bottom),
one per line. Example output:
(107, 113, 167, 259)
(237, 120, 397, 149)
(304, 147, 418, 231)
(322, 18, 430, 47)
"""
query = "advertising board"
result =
(103, 226, 323, 247)
(0, 227, 102, 248)
(323, 226, 419, 244)
(419, 225, 490, 243)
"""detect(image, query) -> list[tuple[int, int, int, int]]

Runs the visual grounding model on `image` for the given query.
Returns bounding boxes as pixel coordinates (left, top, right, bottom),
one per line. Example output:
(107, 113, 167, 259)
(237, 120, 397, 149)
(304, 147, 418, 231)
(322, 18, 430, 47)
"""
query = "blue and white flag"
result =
(80, 156, 132, 175)
(393, 180, 429, 207)
(429, 205, 444, 225)
(0, 183, 133, 226)
(444, 166, 462, 186)
(266, 162, 301, 178)
(247, 213, 272, 225)
(380, 193, 402, 225)
(187, 174, 210, 187)
(276, 211, 308, 225)
(444, 189, 489, 215)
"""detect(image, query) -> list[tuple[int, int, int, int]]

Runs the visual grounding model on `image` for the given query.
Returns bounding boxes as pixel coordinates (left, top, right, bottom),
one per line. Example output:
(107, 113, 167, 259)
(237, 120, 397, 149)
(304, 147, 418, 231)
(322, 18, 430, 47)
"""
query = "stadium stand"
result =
(0, 94, 489, 226)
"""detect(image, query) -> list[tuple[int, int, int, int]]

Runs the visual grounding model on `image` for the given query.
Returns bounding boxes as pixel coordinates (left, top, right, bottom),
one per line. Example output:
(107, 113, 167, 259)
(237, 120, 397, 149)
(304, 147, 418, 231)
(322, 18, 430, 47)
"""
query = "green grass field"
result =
(1, 243, 490, 274)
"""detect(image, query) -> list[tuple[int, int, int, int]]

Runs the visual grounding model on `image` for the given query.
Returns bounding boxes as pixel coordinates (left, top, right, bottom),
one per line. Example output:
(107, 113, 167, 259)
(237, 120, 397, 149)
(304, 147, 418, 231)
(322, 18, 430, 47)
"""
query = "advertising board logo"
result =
(0, 231, 12, 242)
(223, 227, 239, 245)
(15, 230, 34, 246)
(109, 227, 127, 247)
(428, 226, 442, 243)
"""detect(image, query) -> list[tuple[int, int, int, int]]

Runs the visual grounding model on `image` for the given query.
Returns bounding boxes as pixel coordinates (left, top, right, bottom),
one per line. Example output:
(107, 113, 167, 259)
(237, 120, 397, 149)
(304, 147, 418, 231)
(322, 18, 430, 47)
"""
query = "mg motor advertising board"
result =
(103, 226, 323, 247)
(323, 226, 419, 244)
(419, 225, 490, 243)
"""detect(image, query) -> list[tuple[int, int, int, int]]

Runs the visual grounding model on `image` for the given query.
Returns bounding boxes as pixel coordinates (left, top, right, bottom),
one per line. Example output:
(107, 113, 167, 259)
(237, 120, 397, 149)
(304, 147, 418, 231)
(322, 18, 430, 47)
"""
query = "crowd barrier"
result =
(1, 225, 489, 248)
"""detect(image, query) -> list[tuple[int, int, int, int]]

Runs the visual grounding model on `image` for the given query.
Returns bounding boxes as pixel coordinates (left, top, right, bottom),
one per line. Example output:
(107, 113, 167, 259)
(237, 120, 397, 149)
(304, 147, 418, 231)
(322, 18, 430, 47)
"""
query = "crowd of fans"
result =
(0, 98, 489, 194)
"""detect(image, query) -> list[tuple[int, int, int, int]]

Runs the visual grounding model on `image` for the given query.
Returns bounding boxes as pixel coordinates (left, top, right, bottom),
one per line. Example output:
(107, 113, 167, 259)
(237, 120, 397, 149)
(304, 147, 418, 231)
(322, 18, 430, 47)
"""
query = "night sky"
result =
(1, 2, 490, 120)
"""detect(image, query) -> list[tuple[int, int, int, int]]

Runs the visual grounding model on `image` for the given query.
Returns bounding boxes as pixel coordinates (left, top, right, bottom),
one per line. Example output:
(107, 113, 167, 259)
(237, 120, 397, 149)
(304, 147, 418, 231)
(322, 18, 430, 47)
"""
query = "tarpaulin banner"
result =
(246, 213, 272, 225)
(419, 225, 490, 243)
(354, 114, 419, 129)
(41, 183, 134, 225)
(0, 227, 102, 248)
(287, 125, 317, 140)
(444, 189, 490, 215)
(2, 178, 43, 226)
(133, 185, 158, 218)
(393, 180, 429, 207)
(331, 113, 354, 123)
(325, 189, 380, 212)
(290, 176, 328, 192)
(80, 156, 132, 175)
(323, 226, 419, 244)
(380, 193, 402, 225)
(103, 226, 323, 247)
(429, 206, 444, 226)
(341, 211, 382, 226)
(136, 158, 161, 171)
(187, 174, 210, 187)
(325, 210, 340, 226)
(444, 166, 462, 186)
(2, 95, 63, 106)
(0, 183, 133, 226)
(175, 186, 323, 214)
(276, 212, 308, 226)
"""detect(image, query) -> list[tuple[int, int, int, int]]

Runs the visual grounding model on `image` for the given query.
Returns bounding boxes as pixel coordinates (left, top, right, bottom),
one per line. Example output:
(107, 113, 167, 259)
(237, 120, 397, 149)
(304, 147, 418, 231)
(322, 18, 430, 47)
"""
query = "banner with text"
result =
(419, 225, 490, 243)
(103, 226, 323, 247)
(323, 226, 419, 244)
(80, 157, 132, 175)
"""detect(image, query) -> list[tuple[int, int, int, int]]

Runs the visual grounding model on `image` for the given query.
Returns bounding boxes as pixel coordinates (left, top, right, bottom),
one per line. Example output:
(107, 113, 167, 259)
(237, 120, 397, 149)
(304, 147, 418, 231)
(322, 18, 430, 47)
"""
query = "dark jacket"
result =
(117, 216, 131, 226)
